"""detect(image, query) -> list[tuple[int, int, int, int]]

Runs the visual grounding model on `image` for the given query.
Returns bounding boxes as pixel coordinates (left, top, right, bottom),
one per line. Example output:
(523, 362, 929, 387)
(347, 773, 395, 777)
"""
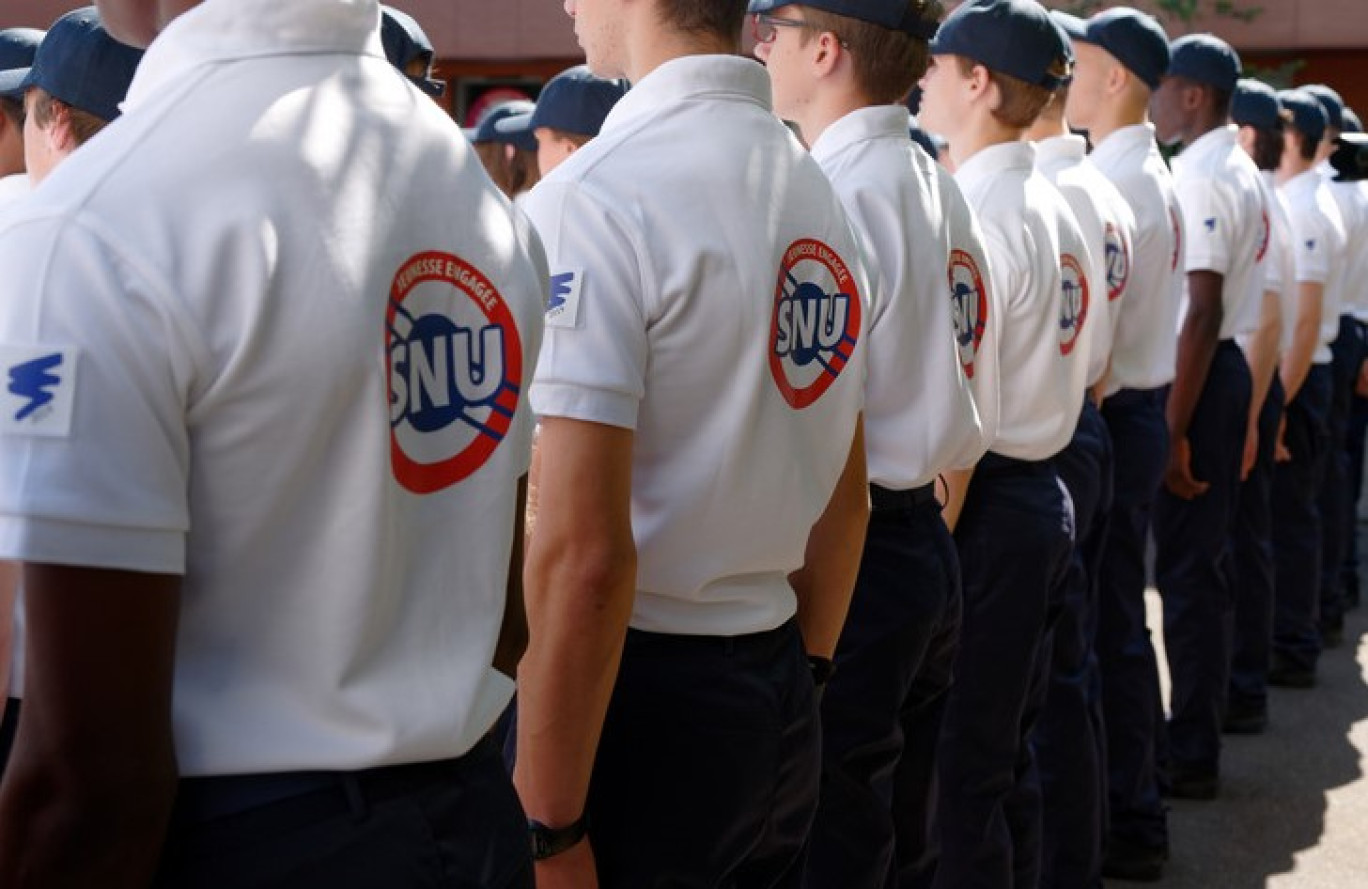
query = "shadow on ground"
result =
(1112, 542, 1368, 887)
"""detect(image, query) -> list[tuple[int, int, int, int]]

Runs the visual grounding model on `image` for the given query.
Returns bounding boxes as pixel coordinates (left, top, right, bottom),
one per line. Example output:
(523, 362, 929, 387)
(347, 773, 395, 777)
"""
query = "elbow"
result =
(526, 535, 638, 621)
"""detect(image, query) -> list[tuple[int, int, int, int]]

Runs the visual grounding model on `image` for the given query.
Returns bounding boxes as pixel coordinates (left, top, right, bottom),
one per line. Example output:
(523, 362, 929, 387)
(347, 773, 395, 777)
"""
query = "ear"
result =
(1181, 83, 1205, 112)
(811, 30, 843, 78)
(43, 103, 76, 154)
(1106, 61, 1127, 97)
(967, 62, 994, 108)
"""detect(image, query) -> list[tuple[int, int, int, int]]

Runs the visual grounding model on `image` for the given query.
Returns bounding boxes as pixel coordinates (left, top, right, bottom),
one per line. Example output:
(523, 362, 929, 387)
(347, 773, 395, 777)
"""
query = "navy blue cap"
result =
(0, 8, 142, 123)
(494, 65, 628, 140)
(929, 0, 1072, 90)
(1302, 83, 1344, 132)
(1279, 88, 1328, 144)
(380, 6, 444, 98)
(1232, 78, 1281, 131)
(463, 100, 537, 152)
(0, 28, 44, 75)
(1342, 107, 1362, 134)
(1166, 34, 1241, 93)
(745, 0, 940, 39)
(1049, 10, 1087, 43)
(1077, 7, 1170, 91)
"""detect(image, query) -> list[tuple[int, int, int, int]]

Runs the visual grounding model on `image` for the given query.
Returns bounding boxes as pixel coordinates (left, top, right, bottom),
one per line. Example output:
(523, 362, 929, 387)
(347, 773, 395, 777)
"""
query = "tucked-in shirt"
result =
(525, 55, 867, 637)
(955, 141, 1087, 460)
(812, 105, 991, 488)
(0, 0, 546, 775)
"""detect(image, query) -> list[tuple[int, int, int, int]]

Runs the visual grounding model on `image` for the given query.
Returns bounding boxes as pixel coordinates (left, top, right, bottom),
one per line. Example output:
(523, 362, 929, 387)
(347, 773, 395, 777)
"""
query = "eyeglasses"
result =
(751, 12, 828, 45)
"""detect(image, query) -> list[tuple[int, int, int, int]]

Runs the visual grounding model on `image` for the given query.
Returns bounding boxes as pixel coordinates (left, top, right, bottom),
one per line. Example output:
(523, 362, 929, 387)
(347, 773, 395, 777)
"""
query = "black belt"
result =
(173, 736, 497, 824)
(869, 483, 936, 512)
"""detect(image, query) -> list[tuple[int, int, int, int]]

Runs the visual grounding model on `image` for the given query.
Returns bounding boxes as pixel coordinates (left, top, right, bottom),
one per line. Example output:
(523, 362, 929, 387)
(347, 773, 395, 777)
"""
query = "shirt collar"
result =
(1178, 124, 1235, 165)
(601, 54, 770, 135)
(1280, 167, 1323, 198)
(955, 140, 1036, 191)
(1033, 133, 1087, 168)
(809, 105, 910, 164)
(124, 0, 384, 112)
(1090, 123, 1158, 168)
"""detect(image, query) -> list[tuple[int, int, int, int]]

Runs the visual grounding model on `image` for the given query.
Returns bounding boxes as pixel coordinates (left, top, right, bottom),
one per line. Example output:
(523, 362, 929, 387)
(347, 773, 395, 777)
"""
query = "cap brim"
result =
(746, 0, 794, 13)
(415, 76, 445, 98)
(0, 67, 31, 101)
(493, 111, 535, 137)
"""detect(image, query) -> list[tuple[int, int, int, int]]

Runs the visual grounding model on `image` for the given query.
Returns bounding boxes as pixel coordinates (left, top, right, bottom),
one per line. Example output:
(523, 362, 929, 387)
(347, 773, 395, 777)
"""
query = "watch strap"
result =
(529, 813, 589, 861)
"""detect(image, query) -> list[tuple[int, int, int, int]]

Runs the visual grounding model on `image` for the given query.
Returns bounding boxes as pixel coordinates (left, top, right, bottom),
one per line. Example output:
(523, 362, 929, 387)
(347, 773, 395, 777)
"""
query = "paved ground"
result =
(1114, 545, 1368, 887)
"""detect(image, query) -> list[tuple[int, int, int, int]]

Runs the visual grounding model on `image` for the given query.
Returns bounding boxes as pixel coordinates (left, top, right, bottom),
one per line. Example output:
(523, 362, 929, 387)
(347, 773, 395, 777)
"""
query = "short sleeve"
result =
(522, 181, 650, 430)
(1177, 177, 1233, 275)
(1284, 203, 1332, 285)
(0, 213, 193, 573)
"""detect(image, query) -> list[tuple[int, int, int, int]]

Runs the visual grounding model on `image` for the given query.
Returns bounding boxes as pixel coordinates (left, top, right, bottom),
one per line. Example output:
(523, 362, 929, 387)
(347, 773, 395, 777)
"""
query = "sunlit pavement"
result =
(1122, 531, 1368, 886)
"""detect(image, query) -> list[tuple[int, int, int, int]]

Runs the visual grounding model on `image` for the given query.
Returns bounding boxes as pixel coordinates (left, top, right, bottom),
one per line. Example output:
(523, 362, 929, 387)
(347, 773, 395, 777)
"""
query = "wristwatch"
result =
(808, 654, 835, 688)
(529, 814, 589, 861)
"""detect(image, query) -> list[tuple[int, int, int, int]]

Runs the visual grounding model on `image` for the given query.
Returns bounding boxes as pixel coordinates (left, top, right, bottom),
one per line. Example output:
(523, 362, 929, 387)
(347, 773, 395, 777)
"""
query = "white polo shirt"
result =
(1358, 179, 1368, 323)
(1171, 125, 1267, 341)
(1036, 134, 1136, 388)
(0, 173, 28, 209)
(1261, 173, 1298, 354)
(955, 141, 1087, 461)
(1318, 161, 1368, 323)
(810, 106, 991, 489)
(525, 55, 867, 638)
(1089, 124, 1184, 395)
(1279, 168, 1348, 364)
(0, 0, 546, 776)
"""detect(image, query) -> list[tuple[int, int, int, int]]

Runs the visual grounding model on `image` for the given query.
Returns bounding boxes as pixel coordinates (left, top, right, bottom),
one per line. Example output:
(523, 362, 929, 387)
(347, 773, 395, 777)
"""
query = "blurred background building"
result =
(4, 0, 1367, 126)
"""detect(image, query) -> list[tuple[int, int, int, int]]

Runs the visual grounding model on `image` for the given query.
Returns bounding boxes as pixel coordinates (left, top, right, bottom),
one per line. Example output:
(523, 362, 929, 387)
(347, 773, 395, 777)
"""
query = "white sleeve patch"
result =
(546, 268, 584, 329)
(0, 345, 78, 438)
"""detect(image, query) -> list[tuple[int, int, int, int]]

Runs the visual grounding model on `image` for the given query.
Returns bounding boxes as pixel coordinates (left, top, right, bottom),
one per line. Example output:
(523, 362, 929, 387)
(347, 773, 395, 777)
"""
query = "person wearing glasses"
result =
(749, 1, 998, 886)
(916, 1, 1089, 886)
(511, 0, 870, 886)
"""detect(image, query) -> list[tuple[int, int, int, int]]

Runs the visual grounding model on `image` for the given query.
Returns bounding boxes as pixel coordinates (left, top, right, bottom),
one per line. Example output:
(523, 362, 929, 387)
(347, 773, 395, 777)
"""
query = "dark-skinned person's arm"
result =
(493, 474, 530, 679)
(0, 565, 181, 889)
(514, 417, 636, 889)
(1164, 270, 1225, 499)
(789, 417, 869, 660)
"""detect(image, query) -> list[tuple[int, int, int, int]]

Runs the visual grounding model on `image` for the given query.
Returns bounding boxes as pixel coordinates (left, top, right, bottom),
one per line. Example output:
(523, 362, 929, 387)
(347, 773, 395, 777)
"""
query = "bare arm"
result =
(514, 417, 636, 883)
(1279, 282, 1324, 403)
(788, 418, 869, 659)
(1165, 271, 1225, 499)
(493, 474, 530, 679)
(1240, 289, 1284, 479)
(0, 565, 181, 888)
(0, 562, 14, 699)
(940, 467, 974, 533)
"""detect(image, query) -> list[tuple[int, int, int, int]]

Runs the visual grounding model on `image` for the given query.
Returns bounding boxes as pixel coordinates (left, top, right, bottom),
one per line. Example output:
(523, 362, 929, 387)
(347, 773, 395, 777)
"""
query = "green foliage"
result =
(1244, 58, 1306, 89)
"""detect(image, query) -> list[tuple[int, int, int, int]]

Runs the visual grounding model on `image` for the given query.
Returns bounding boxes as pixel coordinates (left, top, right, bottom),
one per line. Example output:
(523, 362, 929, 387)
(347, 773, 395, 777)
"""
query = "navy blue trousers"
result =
(1273, 364, 1334, 673)
(590, 619, 819, 889)
(1346, 321, 1368, 607)
(1096, 387, 1169, 850)
(1229, 372, 1284, 714)
(1037, 400, 1113, 889)
(153, 737, 533, 889)
(1321, 317, 1363, 631)
(807, 490, 960, 889)
(933, 453, 1072, 889)
(1153, 341, 1251, 777)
